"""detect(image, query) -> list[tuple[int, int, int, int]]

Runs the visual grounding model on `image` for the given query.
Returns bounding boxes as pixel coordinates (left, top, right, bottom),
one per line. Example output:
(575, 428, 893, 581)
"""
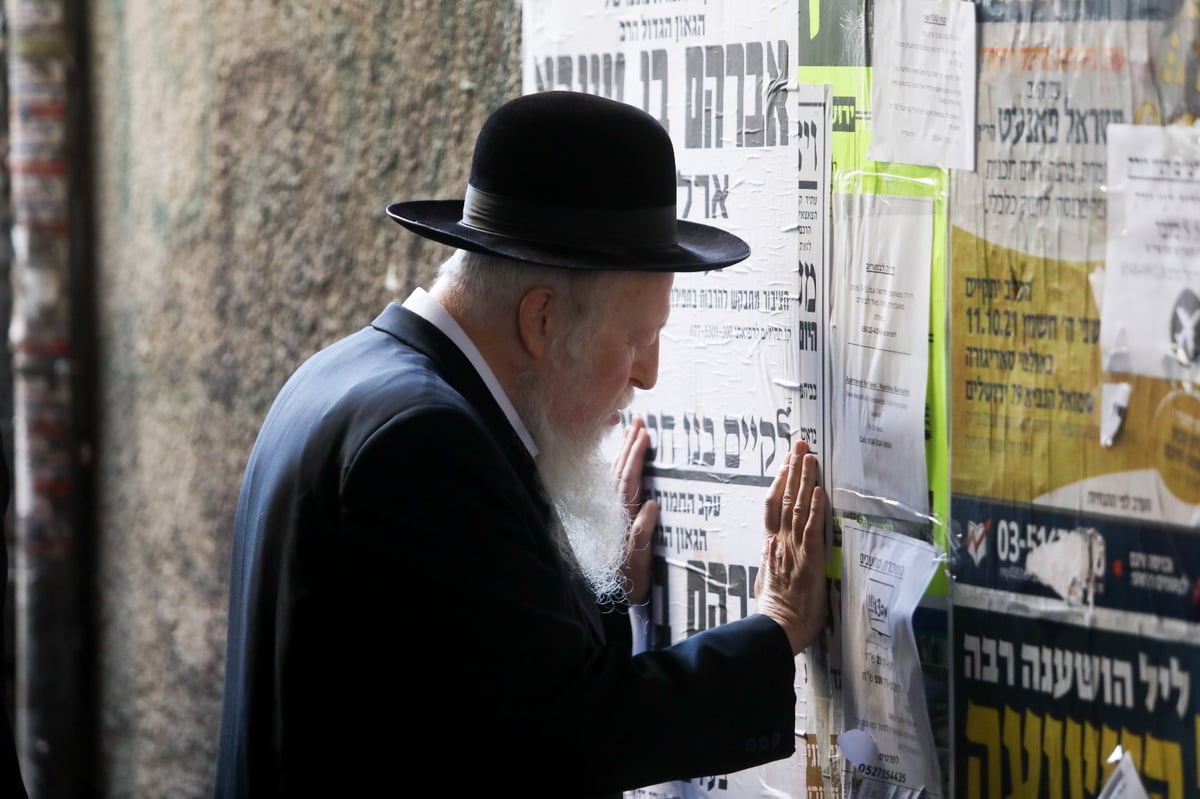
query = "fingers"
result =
(780, 443, 810, 533)
(757, 441, 827, 655)
(764, 440, 812, 535)
(793, 452, 819, 528)
(786, 454, 822, 581)
(762, 442, 820, 584)
(615, 420, 650, 511)
(613, 417, 643, 478)
(622, 498, 657, 605)
(802, 484, 827, 563)
(630, 498, 658, 549)
(763, 447, 792, 535)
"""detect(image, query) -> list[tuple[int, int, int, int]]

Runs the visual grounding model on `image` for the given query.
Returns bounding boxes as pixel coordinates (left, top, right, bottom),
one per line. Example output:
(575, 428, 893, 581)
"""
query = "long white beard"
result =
(517, 380, 632, 599)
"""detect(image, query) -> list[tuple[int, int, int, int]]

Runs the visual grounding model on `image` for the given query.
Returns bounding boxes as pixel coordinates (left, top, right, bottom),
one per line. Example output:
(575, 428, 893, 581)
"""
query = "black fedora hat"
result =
(386, 91, 750, 271)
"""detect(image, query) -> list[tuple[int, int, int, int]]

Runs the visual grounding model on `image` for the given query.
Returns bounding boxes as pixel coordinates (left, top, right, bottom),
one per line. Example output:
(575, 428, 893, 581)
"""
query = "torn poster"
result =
(1101, 123, 1200, 381)
(839, 519, 942, 798)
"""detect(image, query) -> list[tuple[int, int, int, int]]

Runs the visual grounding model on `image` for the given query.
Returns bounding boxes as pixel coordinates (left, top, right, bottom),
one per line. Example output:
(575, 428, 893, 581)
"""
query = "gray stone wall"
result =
(85, 3, 519, 795)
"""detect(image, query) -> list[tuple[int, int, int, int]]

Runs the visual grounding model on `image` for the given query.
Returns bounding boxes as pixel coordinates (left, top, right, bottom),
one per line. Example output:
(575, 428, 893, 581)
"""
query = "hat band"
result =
(461, 186, 678, 250)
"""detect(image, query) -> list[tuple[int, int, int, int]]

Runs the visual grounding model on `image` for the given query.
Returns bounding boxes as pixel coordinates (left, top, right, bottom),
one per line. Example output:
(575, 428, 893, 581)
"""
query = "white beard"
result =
(516, 379, 633, 600)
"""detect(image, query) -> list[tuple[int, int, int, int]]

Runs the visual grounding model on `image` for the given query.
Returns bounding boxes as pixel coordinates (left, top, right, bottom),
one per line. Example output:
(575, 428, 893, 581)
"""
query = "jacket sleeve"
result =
(277, 402, 797, 796)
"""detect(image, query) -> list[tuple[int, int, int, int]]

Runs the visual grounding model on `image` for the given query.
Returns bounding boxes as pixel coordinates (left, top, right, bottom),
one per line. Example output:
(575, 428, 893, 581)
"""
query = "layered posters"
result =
(797, 2, 953, 795)
(524, 0, 830, 795)
(949, 0, 1200, 793)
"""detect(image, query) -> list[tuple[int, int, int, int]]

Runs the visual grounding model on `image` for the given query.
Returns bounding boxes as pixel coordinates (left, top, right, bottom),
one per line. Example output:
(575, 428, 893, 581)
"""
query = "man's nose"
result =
(631, 339, 660, 391)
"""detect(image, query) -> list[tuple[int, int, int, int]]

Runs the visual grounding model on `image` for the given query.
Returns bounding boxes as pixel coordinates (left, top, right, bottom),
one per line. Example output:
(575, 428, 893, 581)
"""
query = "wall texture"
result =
(86, 2, 519, 795)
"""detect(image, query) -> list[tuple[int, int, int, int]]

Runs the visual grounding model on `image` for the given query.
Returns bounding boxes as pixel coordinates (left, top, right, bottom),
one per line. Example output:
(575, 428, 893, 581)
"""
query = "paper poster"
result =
(1101, 123, 1200, 381)
(953, 594, 1200, 797)
(946, 25, 1200, 790)
(839, 520, 943, 798)
(830, 193, 933, 521)
(951, 493, 1200, 621)
(868, 0, 977, 170)
(799, 49, 953, 799)
(947, 3, 1200, 529)
(524, 2, 829, 795)
(951, 11, 1159, 265)
(796, 60, 952, 587)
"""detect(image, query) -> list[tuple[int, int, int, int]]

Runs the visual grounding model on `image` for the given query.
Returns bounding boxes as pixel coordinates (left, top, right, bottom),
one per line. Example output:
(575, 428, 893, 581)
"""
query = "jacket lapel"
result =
(370, 302, 606, 643)
(371, 302, 540, 488)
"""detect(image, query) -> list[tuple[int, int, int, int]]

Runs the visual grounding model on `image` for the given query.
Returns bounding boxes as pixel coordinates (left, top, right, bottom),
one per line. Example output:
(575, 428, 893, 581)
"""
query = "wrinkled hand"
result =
(614, 417, 658, 605)
(755, 439, 827, 655)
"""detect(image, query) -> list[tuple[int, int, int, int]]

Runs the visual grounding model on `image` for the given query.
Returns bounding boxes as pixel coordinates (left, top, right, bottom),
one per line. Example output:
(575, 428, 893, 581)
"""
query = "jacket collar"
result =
(372, 301, 606, 643)
(370, 301, 542, 495)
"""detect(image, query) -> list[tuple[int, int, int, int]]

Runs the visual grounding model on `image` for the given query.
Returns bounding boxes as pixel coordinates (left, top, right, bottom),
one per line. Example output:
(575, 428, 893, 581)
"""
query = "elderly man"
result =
(216, 91, 826, 798)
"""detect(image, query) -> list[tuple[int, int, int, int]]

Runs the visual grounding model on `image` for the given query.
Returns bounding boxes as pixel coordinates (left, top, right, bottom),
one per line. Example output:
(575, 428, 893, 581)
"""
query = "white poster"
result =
(839, 520, 942, 798)
(830, 193, 933, 521)
(1101, 123, 1200, 380)
(951, 19, 1157, 265)
(868, 0, 977, 170)
(524, 2, 828, 796)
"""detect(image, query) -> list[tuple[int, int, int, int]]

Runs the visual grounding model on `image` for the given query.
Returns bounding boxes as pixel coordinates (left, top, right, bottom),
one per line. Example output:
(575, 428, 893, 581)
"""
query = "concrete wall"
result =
(85, 2, 519, 795)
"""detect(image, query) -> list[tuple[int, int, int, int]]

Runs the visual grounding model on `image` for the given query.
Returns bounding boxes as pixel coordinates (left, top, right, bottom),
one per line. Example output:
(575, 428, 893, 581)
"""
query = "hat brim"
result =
(386, 201, 750, 272)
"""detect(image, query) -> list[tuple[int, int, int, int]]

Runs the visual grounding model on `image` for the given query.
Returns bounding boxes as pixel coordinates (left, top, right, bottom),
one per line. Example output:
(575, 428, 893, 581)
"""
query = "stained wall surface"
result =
(85, 3, 519, 795)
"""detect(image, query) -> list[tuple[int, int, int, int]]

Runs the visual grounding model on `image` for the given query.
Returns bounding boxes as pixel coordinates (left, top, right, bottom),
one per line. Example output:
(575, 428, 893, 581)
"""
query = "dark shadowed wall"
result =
(85, 2, 519, 795)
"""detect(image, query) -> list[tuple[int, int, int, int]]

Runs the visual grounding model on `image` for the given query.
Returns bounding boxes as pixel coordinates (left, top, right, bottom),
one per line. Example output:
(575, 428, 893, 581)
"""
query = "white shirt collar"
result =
(402, 288, 539, 458)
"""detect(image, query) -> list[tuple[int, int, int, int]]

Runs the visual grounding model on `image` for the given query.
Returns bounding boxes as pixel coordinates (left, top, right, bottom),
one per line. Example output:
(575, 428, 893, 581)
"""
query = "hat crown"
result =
(385, 90, 750, 271)
(468, 92, 677, 212)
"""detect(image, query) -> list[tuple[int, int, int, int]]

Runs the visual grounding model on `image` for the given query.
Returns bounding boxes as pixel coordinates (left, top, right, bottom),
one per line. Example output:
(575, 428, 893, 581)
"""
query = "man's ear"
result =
(517, 286, 555, 359)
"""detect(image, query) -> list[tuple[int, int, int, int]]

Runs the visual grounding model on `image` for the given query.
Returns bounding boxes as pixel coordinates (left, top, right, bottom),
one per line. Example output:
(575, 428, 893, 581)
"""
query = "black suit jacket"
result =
(215, 303, 796, 797)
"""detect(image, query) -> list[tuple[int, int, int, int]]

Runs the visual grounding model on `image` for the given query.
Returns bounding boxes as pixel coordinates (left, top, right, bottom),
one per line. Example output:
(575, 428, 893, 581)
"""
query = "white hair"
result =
(432, 249, 618, 364)
(434, 249, 632, 598)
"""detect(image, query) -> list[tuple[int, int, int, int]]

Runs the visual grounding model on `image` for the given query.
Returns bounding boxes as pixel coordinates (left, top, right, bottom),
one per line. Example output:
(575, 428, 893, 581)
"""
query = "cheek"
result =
(567, 356, 632, 416)
(593, 350, 636, 397)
